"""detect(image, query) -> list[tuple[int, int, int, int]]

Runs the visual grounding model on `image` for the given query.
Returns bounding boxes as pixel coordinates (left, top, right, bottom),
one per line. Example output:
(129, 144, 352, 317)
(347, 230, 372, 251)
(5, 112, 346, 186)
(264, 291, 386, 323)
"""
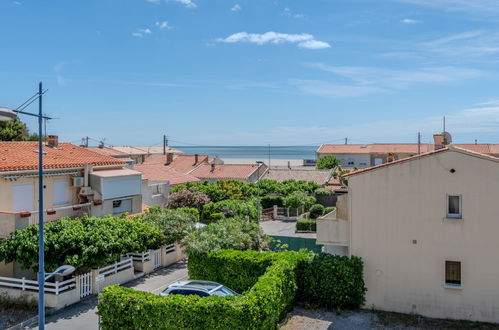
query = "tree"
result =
(0, 117, 39, 141)
(317, 155, 340, 170)
(167, 189, 211, 211)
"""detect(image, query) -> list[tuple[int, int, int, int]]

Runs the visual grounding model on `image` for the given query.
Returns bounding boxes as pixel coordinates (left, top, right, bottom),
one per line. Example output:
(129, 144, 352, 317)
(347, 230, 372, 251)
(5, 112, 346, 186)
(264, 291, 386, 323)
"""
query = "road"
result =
(33, 260, 188, 330)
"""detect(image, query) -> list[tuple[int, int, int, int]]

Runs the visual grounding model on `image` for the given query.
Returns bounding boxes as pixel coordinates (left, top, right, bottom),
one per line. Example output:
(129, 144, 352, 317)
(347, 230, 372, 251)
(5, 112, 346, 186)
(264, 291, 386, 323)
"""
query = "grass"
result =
(0, 293, 38, 328)
(375, 310, 499, 329)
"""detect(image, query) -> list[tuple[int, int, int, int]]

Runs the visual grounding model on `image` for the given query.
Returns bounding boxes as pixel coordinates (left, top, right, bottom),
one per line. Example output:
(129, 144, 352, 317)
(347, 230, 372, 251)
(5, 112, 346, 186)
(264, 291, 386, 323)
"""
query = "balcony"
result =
(316, 209, 349, 246)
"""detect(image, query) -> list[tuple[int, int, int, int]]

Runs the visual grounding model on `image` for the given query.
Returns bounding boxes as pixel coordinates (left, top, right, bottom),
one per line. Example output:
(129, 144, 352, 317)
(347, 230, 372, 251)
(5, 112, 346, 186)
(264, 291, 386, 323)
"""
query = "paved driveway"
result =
(35, 260, 188, 330)
(260, 220, 316, 239)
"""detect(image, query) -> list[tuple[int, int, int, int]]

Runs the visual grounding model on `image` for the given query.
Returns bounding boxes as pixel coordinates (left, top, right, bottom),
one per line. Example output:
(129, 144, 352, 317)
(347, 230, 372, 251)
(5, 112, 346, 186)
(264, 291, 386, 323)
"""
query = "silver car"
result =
(160, 280, 238, 297)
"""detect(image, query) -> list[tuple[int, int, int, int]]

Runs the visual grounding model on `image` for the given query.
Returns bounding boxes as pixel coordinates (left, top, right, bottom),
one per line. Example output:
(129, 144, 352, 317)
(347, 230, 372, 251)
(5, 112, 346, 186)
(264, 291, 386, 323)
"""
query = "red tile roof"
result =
(190, 163, 261, 180)
(88, 146, 129, 157)
(144, 154, 209, 174)
(133, 163, 200, 186)
(318, 143, 499, 155)
(0, 142, 124, 172)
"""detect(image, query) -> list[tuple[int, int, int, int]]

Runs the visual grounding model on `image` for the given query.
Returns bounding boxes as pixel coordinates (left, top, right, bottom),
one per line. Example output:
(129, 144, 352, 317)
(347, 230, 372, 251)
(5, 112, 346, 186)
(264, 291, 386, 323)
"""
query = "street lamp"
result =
(0, 82, 53, 330)
(45, 265, 76, 281)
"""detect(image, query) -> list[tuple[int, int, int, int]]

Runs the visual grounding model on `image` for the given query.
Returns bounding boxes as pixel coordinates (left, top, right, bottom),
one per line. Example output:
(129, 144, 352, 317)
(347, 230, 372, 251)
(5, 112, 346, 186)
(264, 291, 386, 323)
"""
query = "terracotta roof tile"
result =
(0, 142, 124, 172)
(133, 163, 200, 185)
(88, 146, 129, 157)
(190, 163, 261, 180)
(317, 143, 499, 155)
(144, 154, 209, 174)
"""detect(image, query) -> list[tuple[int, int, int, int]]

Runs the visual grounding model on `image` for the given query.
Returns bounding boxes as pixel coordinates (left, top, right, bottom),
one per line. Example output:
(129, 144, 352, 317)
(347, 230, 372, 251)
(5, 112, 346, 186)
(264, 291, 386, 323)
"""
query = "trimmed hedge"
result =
(296, 219, 317, 232)
(309, 204, 325, 219)
(98, 250, 366, 329)
(98, 250, 306, 329)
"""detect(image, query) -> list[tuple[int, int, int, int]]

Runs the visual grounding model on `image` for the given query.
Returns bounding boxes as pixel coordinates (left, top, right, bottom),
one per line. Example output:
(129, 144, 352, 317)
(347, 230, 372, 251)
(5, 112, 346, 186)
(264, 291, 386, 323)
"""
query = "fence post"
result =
(55, 281, 59, 296)
(21, 277, 25, 291)
(273, 205, 278, 219)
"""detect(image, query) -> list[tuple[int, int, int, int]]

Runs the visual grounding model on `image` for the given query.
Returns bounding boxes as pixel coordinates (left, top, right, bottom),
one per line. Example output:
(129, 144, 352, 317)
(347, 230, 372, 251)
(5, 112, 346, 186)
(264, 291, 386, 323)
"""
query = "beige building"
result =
(317, 147, 499, 323)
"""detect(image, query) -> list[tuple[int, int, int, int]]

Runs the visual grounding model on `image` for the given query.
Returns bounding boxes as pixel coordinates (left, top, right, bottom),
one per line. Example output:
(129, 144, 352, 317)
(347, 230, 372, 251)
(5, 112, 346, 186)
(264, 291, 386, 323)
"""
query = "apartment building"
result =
(317, 147, 499, 322)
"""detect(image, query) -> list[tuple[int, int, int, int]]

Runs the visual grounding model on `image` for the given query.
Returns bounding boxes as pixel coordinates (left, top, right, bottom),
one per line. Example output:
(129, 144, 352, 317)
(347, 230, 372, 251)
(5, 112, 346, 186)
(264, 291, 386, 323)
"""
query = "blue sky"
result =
(2, 0, 499, 146)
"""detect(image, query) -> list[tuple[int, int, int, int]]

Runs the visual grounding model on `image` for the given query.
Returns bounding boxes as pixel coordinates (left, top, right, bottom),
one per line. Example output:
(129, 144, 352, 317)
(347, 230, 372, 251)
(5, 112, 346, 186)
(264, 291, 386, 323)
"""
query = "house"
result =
(107, 146, 183, 164)
(317, 147, 499, 323)
(88, 146, 135, 165)
(143, 153, 210, 173)
(190, 162, 268, 183)
(133, 163, 200, 207)
(0, 140, 144, 238)
(317, 135, 499, 168)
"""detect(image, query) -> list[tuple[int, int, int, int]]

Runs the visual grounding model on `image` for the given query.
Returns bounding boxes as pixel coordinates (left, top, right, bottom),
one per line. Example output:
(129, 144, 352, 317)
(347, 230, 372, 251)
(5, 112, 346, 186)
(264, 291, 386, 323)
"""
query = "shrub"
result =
(309, 204, 325, 219)
(260, 195, 284, 209)
(317, 155, 340, 170)
(296, 254, 366, 309)
(296, 219, 317, 232)
(167, 189, 211, 211)
(323, 206, 336, 215)
(98, 250, 366, 329)
(98, 250, 307, 330)
(283, 191, 314, 210)
(314, 188, 333, 196)
(181, 217, 270, 255)
(137, 207, 197, 245)
(202, 199, 259, 223)
(0, 215, 163, 272)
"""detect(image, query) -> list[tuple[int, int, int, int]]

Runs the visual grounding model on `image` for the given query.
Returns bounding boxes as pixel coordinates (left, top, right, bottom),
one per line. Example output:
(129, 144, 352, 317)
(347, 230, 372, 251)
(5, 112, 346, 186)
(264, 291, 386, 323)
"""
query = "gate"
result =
(152, 249, 161, 269)
(78, 272, 92, 298)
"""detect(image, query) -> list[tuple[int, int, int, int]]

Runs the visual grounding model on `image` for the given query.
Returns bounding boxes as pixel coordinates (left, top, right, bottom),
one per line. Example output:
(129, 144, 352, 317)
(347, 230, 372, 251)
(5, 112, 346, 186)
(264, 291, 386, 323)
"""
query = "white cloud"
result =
(401, 18, 421, 24)
(138, 28, 152, 34)
(231, 4, 241, 12)
(282, 7, 304, 18)
(168, 0, 197, 8)
(146, 0, 160, 3)
(155, 21, 172, 29)
(388, 0, 499, 14)
(13, 1, 21, 5)
(132, 32, 143, 37)
(217, 32, 330, 50)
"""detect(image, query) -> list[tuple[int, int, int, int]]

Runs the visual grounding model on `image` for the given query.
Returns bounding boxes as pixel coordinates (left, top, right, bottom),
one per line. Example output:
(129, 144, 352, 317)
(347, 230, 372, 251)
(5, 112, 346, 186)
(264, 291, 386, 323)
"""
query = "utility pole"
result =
(163, 134, 167, 155)
(475, 139, 478, 145)
(418, 132, 421, 154)
(344, 138, 347, 145)
(85, 136, 89, 147)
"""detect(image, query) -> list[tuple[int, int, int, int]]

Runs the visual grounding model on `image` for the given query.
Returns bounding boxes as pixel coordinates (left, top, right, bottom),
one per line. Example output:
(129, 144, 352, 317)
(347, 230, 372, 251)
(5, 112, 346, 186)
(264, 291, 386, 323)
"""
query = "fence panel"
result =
(152, 249, 161, 269)
(78, 272, 92, 298)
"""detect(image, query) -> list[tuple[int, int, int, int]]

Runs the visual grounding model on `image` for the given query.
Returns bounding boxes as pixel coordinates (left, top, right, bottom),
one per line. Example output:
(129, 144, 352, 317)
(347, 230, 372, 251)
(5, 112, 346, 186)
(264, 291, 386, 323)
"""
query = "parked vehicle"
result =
(160, 280, 238, 297)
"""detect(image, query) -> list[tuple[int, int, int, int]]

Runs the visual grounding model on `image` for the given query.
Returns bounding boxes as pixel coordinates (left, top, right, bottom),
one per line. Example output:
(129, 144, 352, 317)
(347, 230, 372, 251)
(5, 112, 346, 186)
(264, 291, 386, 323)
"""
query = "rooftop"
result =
(88, 146, 129, 157)
(0, 142, 124, 172)
(109, 146, 183, 156)
(133, 163, 200, 185)
(190, 163, 261, 180)
(262, 168, 332, 185)
(317, 143, 499, 155)
(144, 154, 210, 174)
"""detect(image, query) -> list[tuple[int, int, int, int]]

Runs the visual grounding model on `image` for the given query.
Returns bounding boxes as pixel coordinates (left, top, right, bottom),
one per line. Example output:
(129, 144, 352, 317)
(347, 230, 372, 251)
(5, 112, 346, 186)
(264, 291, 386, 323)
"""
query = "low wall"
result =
(161, 244, 186, 267)
(0, 285, 80, 310)
(133, 258, 155, 274)
(92, 264, 135, 294)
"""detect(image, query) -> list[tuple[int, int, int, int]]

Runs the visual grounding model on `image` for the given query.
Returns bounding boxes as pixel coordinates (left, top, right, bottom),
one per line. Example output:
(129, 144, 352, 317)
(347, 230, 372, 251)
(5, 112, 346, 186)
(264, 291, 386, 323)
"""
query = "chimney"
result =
(387, 153, 395, 163)
(287, 161, 291, 169)
(433, 134, 444, 150)
(194, 154, 199, 165)
(165, 152, 174, 165)
(47, 135, 59, 148)
(210, 163, 215, 172)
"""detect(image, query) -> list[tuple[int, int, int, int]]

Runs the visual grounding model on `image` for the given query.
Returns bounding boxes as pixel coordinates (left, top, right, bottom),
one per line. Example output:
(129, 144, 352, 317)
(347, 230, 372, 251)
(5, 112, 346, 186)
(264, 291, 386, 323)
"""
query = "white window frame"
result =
(446, 194, 462, 219)
(152, 184, 164, 196)
(53, 178, 70, 206)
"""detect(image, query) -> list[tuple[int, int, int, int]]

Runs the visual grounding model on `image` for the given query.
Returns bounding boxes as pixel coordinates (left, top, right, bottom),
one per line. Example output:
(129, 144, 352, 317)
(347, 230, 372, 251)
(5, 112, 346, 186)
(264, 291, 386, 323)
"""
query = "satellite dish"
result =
(443, 131, 452, 145)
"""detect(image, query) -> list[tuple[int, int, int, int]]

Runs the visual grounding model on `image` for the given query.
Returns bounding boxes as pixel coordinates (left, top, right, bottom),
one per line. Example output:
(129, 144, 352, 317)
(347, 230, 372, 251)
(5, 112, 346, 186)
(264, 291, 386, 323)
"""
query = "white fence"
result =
(164, 244, 176, 254)
(98, 257, 133, 277)
(127, 251, 150, 263)
(152, 249, 161, 269)
(78, 272, 92, 298)
(0, 276, 75, 295)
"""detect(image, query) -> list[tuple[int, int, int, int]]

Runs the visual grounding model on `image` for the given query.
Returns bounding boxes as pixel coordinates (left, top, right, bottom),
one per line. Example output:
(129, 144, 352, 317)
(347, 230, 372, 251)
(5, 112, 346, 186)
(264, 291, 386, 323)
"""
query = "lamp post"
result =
(0, 82, 53, 330)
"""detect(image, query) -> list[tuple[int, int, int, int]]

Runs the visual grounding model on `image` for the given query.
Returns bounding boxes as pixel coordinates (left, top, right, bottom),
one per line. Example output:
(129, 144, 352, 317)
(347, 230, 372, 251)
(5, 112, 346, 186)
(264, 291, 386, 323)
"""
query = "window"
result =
(447, 195, 462, 219)
(445, 261, 461, 287)
(112, 200, 122, 208)
(53, 179, 69, 206)
(112, 198, 132, 215)
(152, 184, 164, 195)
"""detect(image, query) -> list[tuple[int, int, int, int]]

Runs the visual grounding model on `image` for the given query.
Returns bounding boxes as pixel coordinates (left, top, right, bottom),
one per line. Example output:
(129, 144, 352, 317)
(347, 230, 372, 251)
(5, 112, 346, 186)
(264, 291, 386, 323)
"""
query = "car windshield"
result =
(210, 286, 238, 296)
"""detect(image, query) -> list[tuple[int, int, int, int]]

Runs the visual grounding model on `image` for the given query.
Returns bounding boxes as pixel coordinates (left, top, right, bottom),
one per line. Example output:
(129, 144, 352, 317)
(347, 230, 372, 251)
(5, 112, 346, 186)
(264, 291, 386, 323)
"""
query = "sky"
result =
(1, 0, 499, 146)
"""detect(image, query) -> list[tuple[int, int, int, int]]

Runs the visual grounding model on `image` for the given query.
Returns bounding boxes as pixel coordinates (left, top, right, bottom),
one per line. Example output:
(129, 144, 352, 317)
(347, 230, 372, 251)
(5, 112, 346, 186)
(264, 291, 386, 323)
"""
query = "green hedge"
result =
(296, 253, 366, 308)
(260, 195, 284, 209)
(202, 199, 259, 223)
(309, 204, 325, 219)
(296, 219, 317, 232)
(98, 250, 366, 329)
(98, 250, 306, 329)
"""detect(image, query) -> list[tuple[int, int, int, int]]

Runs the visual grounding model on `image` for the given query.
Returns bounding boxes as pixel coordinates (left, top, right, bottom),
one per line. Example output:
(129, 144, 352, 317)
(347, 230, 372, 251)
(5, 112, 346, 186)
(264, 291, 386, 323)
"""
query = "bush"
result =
(323, 206, 336, 215)
(98, 250, 307, 330)
(181, 217, 270, 255)
(314, 188, 333, 196)
(296, 254, 366, 309)
(260, 195, 284, 209)
(0, 215, 163, 272)
(167, 189, 211, 211)
(283, 191, 314, 210)
(296, 219, 317, 231)
(309, 204, 325, 219)
(137, 207, 197, 245)
(202, 199, 259, 223)
(317, 155, 340, 170)
(98, 250, 366, 329)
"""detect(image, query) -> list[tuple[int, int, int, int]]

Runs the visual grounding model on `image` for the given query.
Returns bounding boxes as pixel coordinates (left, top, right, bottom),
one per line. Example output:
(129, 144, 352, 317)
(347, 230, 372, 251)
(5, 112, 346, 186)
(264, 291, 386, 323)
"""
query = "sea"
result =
(173, 146, 319, 160)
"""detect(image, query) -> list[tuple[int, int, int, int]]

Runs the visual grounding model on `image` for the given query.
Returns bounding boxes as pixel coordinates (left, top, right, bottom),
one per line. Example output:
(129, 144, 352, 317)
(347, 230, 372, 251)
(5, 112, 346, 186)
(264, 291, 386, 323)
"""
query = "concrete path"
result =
(260, 220, 316, 239)
(36, 260, 188, 330)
